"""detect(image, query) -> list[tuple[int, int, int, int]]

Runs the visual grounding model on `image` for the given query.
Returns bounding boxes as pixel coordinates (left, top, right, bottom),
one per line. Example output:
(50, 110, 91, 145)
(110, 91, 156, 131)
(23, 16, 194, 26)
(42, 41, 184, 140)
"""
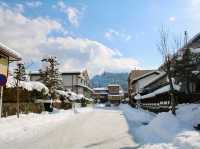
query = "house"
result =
(128, 70, 168, 107)
(128, 70, 165, 98)
(128, 70, 153, 99)
(128, 32, 200, 111)
(93, 87, 108, 103)
(107, 84, 124, 104)
(0, 42, 21, 77)
(30, 70, 93, 98)
(62, 70, 93, 98)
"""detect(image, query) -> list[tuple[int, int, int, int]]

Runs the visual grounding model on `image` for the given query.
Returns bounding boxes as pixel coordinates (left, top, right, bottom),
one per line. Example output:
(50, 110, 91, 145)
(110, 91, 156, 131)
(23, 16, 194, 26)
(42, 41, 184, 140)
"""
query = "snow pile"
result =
(176, 104, 200, 128)
(135, 112, 183, 143)
(0, 107, 93, 143)
(119, 104, 155, 124)
(133, 104, 200, 148)
(6, 76, 49, 94)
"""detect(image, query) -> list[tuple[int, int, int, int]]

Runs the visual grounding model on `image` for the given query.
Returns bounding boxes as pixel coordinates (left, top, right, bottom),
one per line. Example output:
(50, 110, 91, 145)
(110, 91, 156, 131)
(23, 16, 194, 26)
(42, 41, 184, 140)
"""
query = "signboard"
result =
(0, 74, 7, 86)
(0, 55, 8, 77)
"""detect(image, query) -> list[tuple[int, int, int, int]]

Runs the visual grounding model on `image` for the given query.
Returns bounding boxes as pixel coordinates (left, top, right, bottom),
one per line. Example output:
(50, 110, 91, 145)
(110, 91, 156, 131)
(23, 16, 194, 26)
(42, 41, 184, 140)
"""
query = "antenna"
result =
(184, 31, 188, 45)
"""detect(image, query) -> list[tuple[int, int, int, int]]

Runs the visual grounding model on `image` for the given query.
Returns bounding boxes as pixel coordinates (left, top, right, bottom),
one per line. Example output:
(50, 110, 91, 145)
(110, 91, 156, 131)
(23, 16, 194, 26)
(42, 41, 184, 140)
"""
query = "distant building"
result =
(30, 70, 93, 98)
(93, 87, 108, 103)
(107, 84, 124, 103)
(93, 84, 124, 104)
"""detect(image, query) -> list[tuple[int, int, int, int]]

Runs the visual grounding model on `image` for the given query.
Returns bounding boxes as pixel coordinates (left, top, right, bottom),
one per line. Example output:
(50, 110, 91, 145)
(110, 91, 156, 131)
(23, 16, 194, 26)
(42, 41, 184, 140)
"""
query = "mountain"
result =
(90, 72, 128, 91)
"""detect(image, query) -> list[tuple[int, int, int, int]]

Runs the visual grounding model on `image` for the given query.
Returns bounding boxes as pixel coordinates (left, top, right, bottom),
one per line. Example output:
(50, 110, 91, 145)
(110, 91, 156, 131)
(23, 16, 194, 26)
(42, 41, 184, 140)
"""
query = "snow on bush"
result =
(56, 90, 93, 102)
(6, 76, 49, 94)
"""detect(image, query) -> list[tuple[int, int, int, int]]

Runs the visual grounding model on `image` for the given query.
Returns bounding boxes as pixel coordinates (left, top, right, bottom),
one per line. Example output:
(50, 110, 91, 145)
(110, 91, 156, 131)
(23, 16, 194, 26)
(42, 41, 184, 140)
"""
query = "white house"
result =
(30, 70, 93, 98)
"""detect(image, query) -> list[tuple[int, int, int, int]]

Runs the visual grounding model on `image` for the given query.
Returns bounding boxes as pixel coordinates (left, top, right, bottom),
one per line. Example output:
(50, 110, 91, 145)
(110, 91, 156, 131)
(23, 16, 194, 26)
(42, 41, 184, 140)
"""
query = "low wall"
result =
(2, 102, 45, 117)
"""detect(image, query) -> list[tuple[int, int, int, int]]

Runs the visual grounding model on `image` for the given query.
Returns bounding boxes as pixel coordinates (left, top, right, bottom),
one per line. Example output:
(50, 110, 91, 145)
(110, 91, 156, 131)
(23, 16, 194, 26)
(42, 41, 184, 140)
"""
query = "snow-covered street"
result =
(0, 106, 138, 149)
(0, 104, 200, 149)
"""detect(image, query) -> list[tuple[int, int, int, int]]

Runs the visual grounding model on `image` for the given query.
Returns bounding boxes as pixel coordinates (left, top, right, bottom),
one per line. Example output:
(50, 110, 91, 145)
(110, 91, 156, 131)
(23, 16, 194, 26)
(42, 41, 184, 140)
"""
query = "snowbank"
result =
(0, 107, 93, 143)
(135, 112, 183, 143)
(119, 104, 155, 124)
(6, 76, 49, 94)
(131, 103, 200, 148)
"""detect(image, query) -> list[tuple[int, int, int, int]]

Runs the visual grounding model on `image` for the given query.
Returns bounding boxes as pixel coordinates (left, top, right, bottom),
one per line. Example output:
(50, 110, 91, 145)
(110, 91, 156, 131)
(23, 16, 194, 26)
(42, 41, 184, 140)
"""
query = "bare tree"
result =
(157, 27, 176, 115)
(14, 62, 26, 118)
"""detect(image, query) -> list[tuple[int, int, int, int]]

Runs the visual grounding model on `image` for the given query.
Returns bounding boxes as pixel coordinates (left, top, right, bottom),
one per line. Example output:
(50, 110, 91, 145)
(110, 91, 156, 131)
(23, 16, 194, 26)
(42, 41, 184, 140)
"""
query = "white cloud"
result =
(57, 1, 80, 27)
(189, 0, 200, 17)
(104, 29, 132, 41)
(0, 5, 62, 59)
(169, 16, 176, 22)
(26, 1, 42, 8)
(0, 5, 140, 76)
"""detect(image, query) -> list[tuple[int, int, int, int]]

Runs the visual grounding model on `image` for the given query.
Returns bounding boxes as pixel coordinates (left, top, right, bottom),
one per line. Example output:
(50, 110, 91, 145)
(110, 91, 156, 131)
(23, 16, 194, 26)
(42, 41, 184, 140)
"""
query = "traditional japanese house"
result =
(107, 84, 124, 104)
(93, 87, 108, 103)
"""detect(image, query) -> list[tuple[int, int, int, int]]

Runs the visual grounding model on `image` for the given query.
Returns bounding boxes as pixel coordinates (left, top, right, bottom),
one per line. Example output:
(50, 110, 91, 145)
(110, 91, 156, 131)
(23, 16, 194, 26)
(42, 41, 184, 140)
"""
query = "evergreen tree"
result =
(39, 56, 63, 97)
(14, 62, 26, 83)
(172, 48, 200, 94)
(14, 62, 26, 118)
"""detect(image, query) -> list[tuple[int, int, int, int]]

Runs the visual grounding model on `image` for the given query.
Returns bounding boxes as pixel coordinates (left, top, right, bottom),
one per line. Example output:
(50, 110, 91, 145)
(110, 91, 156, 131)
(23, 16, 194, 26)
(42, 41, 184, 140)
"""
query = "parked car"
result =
(105, 102, 111, 107)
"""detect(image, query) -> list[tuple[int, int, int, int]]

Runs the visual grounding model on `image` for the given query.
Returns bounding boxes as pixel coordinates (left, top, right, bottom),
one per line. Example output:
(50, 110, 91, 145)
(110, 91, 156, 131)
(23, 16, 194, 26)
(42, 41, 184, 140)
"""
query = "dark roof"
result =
(62, 72, 81, 75)
(129, 70, 153, 81)
(130, 70, 156, 84)
(30, 72, 40, 76)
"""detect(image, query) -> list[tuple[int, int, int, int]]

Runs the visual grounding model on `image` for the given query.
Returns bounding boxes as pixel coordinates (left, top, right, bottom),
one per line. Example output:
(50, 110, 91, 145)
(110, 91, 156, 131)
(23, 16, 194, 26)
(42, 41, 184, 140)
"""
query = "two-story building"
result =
(30, 70, 93, 98)
(93, 87, 108, 103)
(107, 84, 124, 104)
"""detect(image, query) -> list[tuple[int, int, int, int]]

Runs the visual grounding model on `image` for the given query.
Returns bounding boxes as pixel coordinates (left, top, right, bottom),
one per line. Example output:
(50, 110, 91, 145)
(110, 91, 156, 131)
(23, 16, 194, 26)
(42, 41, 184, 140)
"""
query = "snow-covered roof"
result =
(6, 76, 49, 94)
(93, 87, 108, 91)
(0, 42, 22, 61)
(191, 48, 200, 54)
(135, 84, 180, 100)
(77, 84, 93, 92)
(107, 84, 120, 87)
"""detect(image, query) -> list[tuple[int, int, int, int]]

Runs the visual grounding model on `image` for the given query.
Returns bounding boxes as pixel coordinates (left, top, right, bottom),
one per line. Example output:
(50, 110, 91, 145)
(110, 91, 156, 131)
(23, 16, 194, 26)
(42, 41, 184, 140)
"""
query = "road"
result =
(4, 108, 138, 149)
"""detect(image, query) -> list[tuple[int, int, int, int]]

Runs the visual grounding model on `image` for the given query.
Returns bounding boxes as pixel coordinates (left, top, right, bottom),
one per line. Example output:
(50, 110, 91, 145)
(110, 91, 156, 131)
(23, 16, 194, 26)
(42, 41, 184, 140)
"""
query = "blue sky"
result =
(0, 0, 200, 76)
